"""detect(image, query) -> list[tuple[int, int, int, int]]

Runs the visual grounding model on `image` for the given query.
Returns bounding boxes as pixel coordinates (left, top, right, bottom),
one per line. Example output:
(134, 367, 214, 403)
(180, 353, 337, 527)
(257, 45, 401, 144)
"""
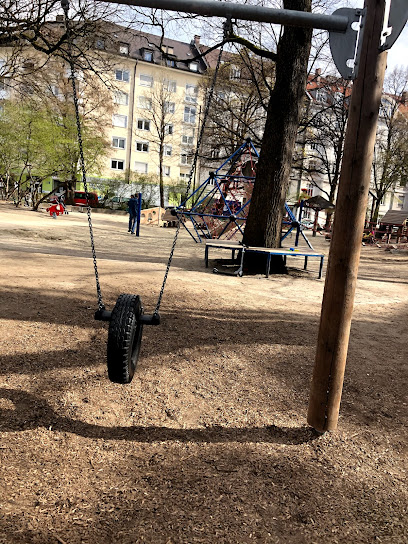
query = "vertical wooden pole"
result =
(307, 0, 388, 432)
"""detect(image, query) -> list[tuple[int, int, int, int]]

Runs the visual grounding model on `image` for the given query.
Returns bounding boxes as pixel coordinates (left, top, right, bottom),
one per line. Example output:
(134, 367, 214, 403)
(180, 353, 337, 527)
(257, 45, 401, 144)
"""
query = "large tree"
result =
(0, 0, 127, 78)
(0, 101, 62, 204)
(297, 75, 351, 228)
(158, 0, 312, 269)
(0, 57, 111, 207)
(370, 68, 408, 222)
(199, 49, 273, 163)
(242, 0, 312, 265)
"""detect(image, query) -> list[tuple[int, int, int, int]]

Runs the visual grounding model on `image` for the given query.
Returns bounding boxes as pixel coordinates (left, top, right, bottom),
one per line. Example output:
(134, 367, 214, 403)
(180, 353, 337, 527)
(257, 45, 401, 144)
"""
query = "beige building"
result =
(90, 26, 208, 202)
(0, 21, 208, 204)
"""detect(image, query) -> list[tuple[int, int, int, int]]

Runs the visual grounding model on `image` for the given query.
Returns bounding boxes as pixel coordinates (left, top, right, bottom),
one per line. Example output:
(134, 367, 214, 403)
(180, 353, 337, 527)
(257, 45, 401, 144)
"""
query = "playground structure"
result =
(69, 0, 406, 432)
(139, 206, 165, 226)
(175, 139, 313, 248)
(361, 211, 408, 244)
(46, 195, 68, 218)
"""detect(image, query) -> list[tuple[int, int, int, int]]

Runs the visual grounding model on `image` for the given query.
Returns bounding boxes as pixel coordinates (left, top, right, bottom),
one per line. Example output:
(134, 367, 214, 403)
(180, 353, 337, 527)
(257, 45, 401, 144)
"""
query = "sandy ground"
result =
(0, 201, 407, 544)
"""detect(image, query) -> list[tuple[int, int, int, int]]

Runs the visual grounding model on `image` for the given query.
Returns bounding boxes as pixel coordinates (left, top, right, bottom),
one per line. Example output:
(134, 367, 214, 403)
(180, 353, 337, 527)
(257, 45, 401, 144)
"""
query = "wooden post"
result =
(307, 0, 388, 432)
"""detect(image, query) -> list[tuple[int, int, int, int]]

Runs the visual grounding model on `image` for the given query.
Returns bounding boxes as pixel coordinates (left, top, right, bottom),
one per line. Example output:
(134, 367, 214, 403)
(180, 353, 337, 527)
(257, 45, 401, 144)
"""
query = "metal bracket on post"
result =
(379, 0, 408, 51)
(329, 8, 366, 80)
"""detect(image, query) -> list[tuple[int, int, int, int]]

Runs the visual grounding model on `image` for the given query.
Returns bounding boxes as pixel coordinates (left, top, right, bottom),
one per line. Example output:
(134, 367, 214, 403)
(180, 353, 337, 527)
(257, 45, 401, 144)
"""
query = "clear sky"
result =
(386, 25, 408, 71)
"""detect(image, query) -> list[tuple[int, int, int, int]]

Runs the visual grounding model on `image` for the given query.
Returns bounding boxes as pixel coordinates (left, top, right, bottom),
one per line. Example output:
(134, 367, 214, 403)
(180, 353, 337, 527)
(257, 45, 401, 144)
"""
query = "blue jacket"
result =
(128, 197, 138, 215)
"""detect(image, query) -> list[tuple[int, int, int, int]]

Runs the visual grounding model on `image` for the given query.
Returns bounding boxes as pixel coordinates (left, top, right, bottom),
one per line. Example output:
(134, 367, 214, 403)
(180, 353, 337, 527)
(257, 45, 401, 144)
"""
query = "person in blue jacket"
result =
(128, 195, 138, 234)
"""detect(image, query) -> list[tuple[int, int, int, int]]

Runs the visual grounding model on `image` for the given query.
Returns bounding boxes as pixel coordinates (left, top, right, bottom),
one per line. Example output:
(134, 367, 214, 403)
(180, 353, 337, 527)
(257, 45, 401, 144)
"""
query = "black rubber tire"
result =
(107, 294, 144, 384)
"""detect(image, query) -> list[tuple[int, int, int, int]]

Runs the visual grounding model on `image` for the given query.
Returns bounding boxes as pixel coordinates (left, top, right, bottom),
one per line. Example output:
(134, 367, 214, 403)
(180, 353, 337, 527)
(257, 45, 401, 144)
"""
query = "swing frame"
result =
(62, 0, 404, 429)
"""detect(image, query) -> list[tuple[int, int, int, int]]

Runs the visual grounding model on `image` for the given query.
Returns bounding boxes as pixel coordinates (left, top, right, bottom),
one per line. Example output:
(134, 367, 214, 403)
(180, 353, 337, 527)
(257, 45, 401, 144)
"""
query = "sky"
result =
(386, 25, 408, 72)
(346, 0, 408, 72)
(129, 3, 407, 74)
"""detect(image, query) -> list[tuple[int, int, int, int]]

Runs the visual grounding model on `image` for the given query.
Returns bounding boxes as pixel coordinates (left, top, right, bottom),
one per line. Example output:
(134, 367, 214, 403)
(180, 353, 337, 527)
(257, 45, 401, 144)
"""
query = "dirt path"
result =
(0, 202, 407, 543)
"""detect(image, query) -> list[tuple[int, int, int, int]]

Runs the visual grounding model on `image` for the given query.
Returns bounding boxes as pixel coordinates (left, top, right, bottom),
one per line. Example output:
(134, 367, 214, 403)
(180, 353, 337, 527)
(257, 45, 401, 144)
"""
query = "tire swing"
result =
(62, 0, 227, 383)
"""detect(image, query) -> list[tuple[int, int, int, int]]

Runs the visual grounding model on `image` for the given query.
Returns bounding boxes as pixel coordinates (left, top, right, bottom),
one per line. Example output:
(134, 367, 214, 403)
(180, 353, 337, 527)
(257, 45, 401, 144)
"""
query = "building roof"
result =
(303, 195, 335, 210)
(306, 69, 353, 97)
(102, 23, 208, 73)
(46, 19, 208, 74)
(380, 210, 408, 225)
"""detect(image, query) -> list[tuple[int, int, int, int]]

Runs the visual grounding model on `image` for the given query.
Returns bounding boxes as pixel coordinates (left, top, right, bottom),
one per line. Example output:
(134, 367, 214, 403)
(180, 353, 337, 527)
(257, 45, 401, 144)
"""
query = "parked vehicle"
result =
(301, 218, 324, 230)
(103, 196, 130, 210)
(73, 191, 99, 207)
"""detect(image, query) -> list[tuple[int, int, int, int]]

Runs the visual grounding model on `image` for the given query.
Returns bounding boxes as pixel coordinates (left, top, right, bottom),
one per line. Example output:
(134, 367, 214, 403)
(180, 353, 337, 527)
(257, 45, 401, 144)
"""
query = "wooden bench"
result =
(204, 240, 325, 279)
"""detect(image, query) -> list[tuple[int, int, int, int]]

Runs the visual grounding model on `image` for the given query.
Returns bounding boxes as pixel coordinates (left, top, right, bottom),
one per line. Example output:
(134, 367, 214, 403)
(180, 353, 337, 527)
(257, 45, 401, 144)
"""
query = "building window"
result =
(115, 69, 130, 82)
(380, 98, 393, 117)
(230, 65, 241, 80)
(112, 114, 127, 128)
(310, 141, 324, 154)
(0, 78, 10, 99)
(166, 59, 176, 68)
(189, 62, 199, 72)
(135, 161, 148, 173)
(184, 106, 196, 124)
(315, 88, 328, 103)
(137, 119, 150, 131)
(96, 38, 105, 49)
(185, 86, 199, 105)
(114, 91, 129, 105)
(138, 96, 152, 110)
(163, 46, 174, 55)
(112, 137, 126, 149)
(140, 74, 153, 87)
(159, 165, 171, 176)
(164, 145, 172, 156)
(179, 172, 189, 181)
(164, 79, 177, 92)
(182, 126, 195, 145)
(165, 123, 173, 135)
(111, 159, 124, 170)
(185, 84, 198, 104)
(210, 149, 220, 159)
(23, 62, 35, 72)
(143, 49, 153, 62)
(164, 101, 175, 114)
(136, 141, 149, 152)
(180, 150, 193, 165)
(119, 42, 129, 55)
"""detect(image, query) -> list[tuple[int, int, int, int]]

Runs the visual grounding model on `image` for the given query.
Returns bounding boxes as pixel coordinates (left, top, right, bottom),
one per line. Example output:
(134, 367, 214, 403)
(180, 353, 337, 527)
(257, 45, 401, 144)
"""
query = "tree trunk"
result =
(324, 183, 338, 229)
(159, 144, 165, 209)
(243, 0, 312, 273)
(33, 187, 59, 211)
(372, 198, 381, 223)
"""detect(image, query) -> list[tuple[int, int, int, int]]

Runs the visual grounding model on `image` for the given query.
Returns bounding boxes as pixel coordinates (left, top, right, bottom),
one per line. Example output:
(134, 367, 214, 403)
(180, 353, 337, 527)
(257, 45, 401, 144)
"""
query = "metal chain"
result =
(153, 30, 227, 316)
(62, 1, 105, 311)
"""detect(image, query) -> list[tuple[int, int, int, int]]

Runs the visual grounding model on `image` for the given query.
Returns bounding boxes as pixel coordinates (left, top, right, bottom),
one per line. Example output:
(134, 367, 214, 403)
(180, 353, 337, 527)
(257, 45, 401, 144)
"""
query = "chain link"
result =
(62, 3, 105, 311)
(62, 1, 225, 316)
(154, 37, 225, 316)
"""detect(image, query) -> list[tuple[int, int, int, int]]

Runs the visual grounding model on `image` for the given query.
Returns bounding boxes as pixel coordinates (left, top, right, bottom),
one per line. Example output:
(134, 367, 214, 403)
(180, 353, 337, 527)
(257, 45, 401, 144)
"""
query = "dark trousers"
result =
(129, 213, 137, 233)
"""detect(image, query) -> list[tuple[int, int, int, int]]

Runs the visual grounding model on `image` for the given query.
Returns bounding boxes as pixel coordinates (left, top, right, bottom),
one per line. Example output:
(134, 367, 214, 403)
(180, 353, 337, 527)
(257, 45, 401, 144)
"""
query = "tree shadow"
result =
(0, 388, 320, 445)
(0, 241, 197, 268)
